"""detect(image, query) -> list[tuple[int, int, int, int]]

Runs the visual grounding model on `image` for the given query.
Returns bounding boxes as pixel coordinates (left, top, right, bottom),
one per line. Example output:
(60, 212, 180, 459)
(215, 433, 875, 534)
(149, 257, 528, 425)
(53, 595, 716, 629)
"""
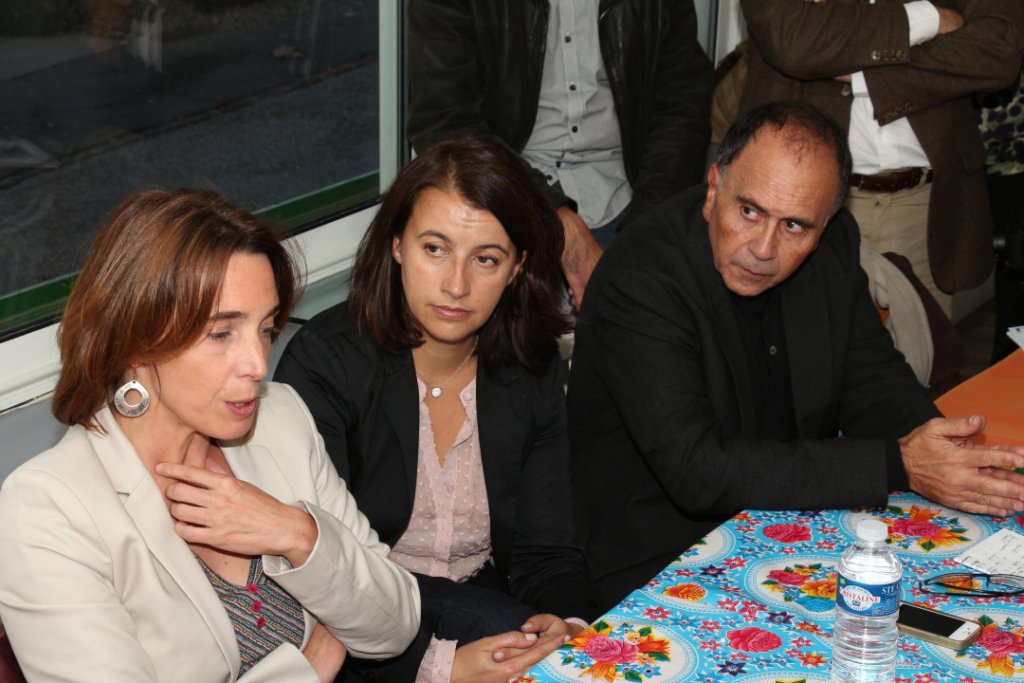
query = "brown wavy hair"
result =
(348, 133, 571, 374)
(52, 188, 299, 430)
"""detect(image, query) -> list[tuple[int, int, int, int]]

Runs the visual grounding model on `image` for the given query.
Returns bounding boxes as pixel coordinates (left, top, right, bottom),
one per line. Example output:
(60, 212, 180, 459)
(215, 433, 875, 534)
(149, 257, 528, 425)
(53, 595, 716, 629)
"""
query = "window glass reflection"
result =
(0, 0, 380, 299)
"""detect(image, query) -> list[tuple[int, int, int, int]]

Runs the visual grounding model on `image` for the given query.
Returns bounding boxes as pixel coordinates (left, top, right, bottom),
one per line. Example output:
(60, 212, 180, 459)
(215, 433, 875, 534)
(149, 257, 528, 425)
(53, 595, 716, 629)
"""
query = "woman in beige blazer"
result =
(0, 189, 420, 682)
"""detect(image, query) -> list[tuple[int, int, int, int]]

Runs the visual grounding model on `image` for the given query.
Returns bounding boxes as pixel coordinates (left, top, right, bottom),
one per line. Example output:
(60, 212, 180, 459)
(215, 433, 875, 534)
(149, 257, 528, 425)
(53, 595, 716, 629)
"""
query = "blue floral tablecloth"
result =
(520, 493, 1024, 683)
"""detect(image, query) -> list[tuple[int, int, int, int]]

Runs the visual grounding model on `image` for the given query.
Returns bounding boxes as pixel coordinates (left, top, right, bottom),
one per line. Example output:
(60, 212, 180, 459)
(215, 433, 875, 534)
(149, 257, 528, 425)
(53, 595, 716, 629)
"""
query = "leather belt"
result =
(849, 168, 933, 193)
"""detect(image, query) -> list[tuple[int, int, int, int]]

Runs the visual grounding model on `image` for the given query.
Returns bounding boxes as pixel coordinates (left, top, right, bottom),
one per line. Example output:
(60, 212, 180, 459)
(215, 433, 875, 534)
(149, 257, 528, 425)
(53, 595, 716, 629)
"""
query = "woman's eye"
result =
(261, 326, 280, 340)
(208, 330, 231, 341)
(424, 243, 444, 255)
(476, 254, 498, 266)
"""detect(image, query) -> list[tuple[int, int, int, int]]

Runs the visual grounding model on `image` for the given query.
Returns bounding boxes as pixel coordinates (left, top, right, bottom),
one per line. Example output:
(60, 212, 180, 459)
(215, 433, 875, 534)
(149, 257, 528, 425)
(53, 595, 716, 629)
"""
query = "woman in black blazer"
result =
(275, 134, 596, 682)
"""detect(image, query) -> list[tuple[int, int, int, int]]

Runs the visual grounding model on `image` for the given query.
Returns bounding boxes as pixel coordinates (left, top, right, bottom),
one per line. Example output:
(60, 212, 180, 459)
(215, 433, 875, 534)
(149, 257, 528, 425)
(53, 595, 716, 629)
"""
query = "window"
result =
(0, 0, 404, 411)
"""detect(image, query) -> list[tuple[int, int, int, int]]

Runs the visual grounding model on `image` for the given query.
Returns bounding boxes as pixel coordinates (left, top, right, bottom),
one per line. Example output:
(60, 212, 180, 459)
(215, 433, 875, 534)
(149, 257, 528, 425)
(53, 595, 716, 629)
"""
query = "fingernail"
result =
(969, 415, 978, 424)
(494, 651, 504, 661)
(155, 464, 165, 474)
(563, 634, 571, 643)
(525, 632, 537, 642)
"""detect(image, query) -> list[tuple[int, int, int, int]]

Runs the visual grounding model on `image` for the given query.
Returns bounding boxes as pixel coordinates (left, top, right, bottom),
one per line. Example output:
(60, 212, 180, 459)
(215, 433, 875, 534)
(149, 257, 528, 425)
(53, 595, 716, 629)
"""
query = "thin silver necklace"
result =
(421, 338, 478, 399)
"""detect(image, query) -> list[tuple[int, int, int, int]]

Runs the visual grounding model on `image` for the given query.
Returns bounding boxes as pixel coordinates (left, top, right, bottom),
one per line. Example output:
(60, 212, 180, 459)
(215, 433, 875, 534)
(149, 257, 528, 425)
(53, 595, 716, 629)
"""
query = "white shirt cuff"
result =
(904, 1, 940, 46)
(850, 71, 869, 97)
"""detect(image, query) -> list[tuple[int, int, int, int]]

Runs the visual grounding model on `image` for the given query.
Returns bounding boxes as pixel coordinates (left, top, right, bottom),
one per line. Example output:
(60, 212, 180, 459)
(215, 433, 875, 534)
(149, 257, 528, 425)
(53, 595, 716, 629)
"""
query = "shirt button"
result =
(555, 161, 562, 168)
(569, 83, 577, 91)
(769, 345, 778, 356)
(564, 35, 572, 43)
(545, 174, 553, 180)
(571, 125, 578, 133)
(870, 49, 881, 61)
(841, 83, 852, 97)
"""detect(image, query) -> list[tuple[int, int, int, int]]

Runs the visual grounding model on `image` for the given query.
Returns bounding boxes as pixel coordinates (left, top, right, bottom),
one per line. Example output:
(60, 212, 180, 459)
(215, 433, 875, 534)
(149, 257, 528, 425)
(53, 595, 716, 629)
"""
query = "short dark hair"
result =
(716, 101, 852, 213)
(53, 188, 299, 430)
(348, 133, 570, 374)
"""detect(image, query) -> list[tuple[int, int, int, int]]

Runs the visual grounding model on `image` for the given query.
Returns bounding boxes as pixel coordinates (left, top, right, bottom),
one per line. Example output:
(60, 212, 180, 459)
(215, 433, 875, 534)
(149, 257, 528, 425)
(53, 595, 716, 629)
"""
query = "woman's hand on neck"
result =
(113, 409, 217, 495)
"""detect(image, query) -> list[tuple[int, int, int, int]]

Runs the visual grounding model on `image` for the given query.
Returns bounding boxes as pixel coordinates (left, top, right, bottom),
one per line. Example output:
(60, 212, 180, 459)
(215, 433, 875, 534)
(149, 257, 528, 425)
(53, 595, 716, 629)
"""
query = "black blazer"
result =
(568, 185, 941, 608)
(274, 304, 596, 622)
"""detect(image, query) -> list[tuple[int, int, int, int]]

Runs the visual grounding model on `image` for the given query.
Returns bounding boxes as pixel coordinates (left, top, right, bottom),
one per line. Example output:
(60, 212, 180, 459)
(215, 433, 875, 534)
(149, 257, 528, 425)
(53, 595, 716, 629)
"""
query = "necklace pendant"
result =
(430, 387, 442, 398)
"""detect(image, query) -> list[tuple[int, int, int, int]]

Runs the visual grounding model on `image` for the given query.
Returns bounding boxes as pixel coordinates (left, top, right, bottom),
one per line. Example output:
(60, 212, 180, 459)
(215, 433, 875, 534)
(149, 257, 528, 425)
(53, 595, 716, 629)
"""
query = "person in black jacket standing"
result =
(407, 0, 713, 309)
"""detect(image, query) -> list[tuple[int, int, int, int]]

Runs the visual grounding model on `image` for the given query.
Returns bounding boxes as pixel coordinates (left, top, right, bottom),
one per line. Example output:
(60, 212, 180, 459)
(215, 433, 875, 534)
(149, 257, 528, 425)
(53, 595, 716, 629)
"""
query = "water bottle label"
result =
(835, 576, 900, 616)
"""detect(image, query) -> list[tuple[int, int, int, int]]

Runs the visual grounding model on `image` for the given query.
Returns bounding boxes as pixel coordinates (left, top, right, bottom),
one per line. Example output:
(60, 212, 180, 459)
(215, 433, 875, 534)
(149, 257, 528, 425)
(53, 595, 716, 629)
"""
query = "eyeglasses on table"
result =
(918, 572, 1024, 598)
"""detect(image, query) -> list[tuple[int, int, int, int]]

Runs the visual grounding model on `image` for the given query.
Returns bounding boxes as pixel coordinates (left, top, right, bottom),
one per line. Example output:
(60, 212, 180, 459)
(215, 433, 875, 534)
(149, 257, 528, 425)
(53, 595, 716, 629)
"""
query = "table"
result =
(935, 349, 1024, 446)
(520, 493, 1024, 682)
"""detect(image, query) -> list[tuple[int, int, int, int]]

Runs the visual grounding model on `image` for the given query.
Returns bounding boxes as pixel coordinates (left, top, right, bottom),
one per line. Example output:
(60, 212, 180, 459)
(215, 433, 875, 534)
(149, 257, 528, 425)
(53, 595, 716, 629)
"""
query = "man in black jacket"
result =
(407, 0, 713, 308)
(568, 102, 1024, 612)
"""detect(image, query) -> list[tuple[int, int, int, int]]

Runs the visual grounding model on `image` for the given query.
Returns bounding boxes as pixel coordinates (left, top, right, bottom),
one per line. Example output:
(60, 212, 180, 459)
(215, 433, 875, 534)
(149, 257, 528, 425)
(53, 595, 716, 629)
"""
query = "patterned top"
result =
(978, 68, 1024, 176)
(390, 377, 491, 580)
(389, 377, 492, 683)
(199, 556, 305, 676)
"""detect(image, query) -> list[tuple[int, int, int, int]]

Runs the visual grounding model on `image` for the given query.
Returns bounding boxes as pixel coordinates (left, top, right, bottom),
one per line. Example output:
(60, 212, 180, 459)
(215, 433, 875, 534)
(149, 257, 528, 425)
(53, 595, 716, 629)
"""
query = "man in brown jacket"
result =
(740, 0, 1024, 315)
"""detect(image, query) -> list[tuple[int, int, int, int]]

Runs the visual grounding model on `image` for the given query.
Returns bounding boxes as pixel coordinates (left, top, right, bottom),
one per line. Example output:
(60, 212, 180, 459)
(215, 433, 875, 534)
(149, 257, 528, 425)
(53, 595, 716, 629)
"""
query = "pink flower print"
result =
(763, 523, 812, 543)
(976, 628, 1021, 657)
(767, 569, 806, 586)
(584, 636, 639, 664)
(891, 519, 942, 539)
(727, 627, 783, 653)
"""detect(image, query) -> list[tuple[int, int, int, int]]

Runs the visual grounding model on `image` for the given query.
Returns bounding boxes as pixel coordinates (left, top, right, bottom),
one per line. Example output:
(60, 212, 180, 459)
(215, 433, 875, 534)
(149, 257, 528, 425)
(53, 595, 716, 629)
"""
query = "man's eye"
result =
(783, 221, 805, 233)
(741, 206, 758, 219)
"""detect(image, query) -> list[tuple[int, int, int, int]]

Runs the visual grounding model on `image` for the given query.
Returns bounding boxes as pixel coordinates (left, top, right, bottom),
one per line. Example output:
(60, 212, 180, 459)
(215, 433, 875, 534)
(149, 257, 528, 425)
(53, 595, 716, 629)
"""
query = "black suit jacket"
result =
(568, 185, 940, 609)
(274, 304, 596, 622)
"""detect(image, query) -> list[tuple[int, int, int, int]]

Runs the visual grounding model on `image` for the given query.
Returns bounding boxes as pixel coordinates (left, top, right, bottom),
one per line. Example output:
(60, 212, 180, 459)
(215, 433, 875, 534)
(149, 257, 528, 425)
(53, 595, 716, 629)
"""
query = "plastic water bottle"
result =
(831, 519, 902, 683)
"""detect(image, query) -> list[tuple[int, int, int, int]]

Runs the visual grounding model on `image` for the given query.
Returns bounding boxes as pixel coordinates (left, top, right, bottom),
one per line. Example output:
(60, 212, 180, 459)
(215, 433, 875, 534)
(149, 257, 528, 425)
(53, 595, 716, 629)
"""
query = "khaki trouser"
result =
(845, 182, 953, 317)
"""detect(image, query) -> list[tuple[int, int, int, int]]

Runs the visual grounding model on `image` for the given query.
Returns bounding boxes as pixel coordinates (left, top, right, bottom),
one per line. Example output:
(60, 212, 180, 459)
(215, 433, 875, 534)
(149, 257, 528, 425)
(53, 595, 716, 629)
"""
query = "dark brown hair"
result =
(52, 188, 299, 429)
(348, 133, 570, 374)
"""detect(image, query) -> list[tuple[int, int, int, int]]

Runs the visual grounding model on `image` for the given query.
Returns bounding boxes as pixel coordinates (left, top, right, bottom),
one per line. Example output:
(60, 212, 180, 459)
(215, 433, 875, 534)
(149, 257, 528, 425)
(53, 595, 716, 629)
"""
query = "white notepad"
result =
(955, 528, 1024, 576)
(1008, 326, 1024, 351)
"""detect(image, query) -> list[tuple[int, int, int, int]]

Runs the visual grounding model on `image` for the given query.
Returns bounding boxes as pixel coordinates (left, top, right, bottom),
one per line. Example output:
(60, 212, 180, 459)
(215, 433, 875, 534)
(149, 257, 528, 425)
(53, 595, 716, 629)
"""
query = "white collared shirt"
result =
(521, 0, 632, 228)
(847, 1, 938, 174)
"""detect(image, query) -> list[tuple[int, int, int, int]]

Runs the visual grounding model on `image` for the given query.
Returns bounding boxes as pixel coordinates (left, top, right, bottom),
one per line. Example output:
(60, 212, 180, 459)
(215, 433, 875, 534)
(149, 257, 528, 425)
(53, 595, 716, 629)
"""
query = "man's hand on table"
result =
(900, 415, 1024, 517)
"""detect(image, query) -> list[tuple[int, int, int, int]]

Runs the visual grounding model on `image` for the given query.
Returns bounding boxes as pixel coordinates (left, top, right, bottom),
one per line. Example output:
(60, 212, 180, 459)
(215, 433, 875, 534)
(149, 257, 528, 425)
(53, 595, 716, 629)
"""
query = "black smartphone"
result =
(897, 602, 982, 651)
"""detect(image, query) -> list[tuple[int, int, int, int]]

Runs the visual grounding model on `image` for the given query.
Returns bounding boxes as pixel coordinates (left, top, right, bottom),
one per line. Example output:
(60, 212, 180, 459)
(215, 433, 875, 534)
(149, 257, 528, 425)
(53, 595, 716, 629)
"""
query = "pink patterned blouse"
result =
(389, 378, 493, 682)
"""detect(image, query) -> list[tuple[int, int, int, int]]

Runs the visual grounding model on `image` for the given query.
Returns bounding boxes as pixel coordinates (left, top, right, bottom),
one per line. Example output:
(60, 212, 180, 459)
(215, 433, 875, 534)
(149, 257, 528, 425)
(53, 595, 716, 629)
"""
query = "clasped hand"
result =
(452, 614, 577, 683)
(900, 415, 1024, 517)
(156, 461, 318, 567)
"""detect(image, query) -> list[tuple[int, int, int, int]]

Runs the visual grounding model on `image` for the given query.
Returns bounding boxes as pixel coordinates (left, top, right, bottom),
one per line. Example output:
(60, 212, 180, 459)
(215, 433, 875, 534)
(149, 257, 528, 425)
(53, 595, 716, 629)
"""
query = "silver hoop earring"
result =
(114, 379, 151, 417)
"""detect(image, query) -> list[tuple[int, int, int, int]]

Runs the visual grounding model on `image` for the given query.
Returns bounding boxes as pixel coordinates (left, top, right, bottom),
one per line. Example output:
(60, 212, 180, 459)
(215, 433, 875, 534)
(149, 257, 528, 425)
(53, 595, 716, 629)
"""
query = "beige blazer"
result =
(0, 382, 420, 682)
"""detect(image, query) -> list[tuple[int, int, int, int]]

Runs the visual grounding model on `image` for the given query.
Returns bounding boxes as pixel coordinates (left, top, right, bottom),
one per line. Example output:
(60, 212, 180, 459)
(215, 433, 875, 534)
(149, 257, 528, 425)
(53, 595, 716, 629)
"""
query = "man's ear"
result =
(703, 164, 721, 222)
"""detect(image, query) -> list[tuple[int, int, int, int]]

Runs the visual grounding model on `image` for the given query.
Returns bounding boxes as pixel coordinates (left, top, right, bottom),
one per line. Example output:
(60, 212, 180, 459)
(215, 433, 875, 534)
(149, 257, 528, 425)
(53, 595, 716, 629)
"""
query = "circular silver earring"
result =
(113, 379, 151, 417)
